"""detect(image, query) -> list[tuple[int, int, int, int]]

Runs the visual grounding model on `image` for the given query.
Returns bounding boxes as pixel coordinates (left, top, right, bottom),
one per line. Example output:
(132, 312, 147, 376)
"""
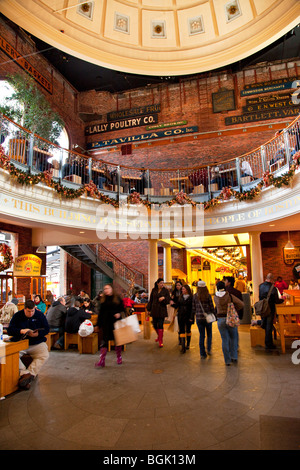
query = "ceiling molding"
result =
(1, 0, 299, 76)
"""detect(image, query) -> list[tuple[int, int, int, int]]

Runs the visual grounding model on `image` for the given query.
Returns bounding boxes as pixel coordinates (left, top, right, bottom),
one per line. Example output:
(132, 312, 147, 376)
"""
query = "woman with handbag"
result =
(192, 281, 215, 359)
(147, 278, 170, 347)
(171, 284, 193, 354)
(95, 284, 124, 367)
(214, 281, 244, 366)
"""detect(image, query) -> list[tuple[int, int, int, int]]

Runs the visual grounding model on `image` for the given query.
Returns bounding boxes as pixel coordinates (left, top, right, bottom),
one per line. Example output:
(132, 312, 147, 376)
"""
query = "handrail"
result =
(1, 112, 300, 199)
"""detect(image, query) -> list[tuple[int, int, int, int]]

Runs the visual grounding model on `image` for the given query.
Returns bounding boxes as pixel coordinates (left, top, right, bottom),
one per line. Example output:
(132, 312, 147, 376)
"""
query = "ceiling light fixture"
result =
(36, 245, 47, 253)
(284, 231, 294, 250)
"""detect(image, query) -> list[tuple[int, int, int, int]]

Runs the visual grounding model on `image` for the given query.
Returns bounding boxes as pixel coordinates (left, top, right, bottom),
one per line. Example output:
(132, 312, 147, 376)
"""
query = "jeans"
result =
(196, 319, 212, 357)
(217, 317, 238, 364)
(261, 314, 275, 348)
(49, 326, 64, 347)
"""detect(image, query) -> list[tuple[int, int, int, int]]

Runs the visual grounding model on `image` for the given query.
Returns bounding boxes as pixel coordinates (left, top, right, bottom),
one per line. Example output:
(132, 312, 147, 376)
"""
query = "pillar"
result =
(163, 245, 172, 283)
(59, 248, 67, 296)
(250, 232, 264, 304)
(148, 239, 158, 294)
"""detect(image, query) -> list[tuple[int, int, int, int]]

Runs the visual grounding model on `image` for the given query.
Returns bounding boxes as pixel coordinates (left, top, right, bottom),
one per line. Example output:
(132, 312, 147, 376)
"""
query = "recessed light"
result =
(269, 224, 275, 227)
(79, 231, 85, 234)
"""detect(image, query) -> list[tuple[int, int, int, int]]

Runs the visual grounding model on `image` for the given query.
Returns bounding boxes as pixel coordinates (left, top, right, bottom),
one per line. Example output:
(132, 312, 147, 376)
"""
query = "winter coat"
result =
(0, 301, 18, 325)
(214, 290, 244, 318)
(192, 293, 215, 322)
(65, 307, 91, 333)
(7, 308, 49, 345)
(96, 295, 124, 342)
(46, 300, 67, 328)
(172, 295, 194, 323)
(147, 286, 170, 319)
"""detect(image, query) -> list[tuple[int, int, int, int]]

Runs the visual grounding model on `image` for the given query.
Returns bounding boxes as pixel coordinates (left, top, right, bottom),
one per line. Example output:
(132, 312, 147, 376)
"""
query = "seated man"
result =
(46, 296, 67, 349)
(65, 298, 91, 333)
(7, 299, 50, 390)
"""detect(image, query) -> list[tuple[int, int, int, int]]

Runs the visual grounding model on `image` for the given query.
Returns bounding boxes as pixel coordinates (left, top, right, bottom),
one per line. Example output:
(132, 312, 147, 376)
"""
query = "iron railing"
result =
(1, 113, 300, 202)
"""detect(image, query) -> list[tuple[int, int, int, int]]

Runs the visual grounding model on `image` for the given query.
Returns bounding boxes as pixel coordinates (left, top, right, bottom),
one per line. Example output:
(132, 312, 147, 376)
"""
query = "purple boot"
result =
(115, 346, 122, 365)
(95, 347, 107, 368)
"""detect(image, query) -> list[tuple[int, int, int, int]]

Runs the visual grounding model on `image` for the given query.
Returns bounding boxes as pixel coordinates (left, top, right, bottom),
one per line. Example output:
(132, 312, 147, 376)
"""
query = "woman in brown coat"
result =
(147, 278, 170, 347)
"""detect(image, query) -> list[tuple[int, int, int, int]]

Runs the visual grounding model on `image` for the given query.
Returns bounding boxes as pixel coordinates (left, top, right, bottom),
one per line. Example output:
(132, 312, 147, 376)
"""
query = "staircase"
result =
(61, 244, 145, 293)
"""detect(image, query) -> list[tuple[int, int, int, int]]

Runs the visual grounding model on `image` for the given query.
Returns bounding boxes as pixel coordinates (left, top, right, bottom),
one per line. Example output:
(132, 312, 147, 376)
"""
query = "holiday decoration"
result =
(0, 145, 299, 212)
(0, 243, 14, 272)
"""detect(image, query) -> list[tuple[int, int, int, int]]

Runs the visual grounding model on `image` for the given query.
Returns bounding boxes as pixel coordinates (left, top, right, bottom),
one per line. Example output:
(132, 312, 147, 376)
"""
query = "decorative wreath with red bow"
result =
(0, 243, 13, 272)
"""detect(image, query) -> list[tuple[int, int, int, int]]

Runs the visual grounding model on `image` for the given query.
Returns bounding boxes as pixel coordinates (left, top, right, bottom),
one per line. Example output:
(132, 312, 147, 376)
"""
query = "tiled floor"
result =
(0, 324, 300, 451)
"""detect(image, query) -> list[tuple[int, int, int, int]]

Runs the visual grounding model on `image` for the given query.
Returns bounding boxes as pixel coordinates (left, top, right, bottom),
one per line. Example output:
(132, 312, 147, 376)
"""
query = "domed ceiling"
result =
(0, 0, 299, 76)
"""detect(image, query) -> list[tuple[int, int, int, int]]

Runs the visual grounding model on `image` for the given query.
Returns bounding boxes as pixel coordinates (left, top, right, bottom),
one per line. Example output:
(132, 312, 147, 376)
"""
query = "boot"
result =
(158, 329, 164, 348)
(115, 346, 122, 365)
(154, 328, 159, 342)
(180, 335, 186, 354)
(186, 333, 191, 350)
(95, 347, 107, 368)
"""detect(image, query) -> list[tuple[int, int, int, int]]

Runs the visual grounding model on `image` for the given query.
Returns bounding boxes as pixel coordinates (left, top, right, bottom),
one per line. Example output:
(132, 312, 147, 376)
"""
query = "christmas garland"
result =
(0, 243, 14, 272)
(0, 145, 300, 211)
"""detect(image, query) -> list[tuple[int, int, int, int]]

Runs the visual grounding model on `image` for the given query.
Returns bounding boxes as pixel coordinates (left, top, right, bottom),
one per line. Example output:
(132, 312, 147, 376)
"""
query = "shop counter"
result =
(0, 339, 29, 397)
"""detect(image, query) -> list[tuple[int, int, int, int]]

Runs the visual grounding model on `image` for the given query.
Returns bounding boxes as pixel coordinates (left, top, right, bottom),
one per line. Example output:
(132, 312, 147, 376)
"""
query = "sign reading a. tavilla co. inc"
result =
(13, 254, 42, 276)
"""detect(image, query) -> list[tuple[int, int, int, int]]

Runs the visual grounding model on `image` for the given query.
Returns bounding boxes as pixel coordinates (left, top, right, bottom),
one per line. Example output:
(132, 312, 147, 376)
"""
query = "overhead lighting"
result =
(36, 245, 47, 253)
(284, 232, 294, 250)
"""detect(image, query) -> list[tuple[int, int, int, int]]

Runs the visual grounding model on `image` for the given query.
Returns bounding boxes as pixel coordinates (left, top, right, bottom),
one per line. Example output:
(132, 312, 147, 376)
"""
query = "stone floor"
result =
(0, 324, 300, 452)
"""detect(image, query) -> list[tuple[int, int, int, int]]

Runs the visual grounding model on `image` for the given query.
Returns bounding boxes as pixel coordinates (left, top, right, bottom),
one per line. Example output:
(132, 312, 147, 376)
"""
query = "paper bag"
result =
(113, 324, 137, 346)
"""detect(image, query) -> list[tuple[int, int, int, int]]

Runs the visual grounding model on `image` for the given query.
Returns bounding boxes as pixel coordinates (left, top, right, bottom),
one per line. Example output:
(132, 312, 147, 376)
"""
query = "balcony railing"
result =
(1, 113, 300, 203)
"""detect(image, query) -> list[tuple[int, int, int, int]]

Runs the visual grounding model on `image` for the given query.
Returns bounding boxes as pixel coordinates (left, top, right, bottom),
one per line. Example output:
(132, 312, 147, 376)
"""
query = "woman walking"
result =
(192, 281, 215, 359)
(147, 278, 170, 347)
(214, 281, 244, 366)
(171, 284, 193, 353)
(95, 284, 124, 367)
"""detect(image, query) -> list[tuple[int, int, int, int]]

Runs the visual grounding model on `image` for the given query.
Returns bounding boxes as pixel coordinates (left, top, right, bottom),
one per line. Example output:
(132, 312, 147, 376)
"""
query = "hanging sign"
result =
(107, 104, 161, 121)
(85, 114, 158, 135)
(283, 246, 300, 265)
(87, 126, 199, 149)
(0, 35, 53, 94)
(13, 254, 42, 276)
(212, 89, 236, 113)
(225, 106, 300, 126)
(202, 260, 211, 270)
(240, 77, 299, 97)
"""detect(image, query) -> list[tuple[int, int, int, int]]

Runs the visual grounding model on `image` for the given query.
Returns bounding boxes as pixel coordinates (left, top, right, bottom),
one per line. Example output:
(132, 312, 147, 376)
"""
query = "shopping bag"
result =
(226, 302, 240, 327)
(143, 316, 151, 340)
(124, 313, 141, 333)
(113, 323, 137, 346)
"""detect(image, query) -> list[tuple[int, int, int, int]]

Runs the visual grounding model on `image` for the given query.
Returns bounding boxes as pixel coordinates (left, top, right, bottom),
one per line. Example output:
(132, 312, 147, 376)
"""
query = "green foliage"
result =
(0, 73, 64, 144)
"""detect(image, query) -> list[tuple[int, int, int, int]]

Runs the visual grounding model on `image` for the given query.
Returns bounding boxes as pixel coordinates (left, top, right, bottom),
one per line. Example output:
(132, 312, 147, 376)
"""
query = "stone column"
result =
(59, 247, 67, 297)
(163, 245, 172, 283)
(250, 232, 264, 304)
(148, 239, 158, 294)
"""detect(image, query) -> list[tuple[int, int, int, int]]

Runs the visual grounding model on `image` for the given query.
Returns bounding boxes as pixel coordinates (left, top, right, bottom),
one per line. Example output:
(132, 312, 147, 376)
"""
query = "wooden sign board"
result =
(212, 89, 235, 113)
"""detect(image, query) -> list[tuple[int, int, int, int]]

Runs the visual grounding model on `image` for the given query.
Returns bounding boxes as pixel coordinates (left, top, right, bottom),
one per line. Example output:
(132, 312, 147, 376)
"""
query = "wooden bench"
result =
(46, 332, 59, 351)
(79, 333, 98, 354)
(275, 305, 300, 353)
(64, 332, 99, 354)
(133, 304, 146, 324)
(250, 325, 265, 347)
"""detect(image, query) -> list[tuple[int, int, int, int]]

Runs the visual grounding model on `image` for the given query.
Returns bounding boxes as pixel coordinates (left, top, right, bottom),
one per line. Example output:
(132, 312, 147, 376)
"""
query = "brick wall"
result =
(0, 16, 85, 148)
(261, 231, 300, 284)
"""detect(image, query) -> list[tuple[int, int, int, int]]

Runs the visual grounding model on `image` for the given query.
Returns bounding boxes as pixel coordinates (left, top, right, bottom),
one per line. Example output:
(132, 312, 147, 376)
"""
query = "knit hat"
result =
(197, 281, 206, 287)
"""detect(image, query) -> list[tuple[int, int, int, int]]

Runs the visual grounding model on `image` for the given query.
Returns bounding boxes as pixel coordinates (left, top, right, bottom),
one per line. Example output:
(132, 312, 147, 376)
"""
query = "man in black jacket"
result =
(259, 273, 284, 349)
(7, 299, 49, 389)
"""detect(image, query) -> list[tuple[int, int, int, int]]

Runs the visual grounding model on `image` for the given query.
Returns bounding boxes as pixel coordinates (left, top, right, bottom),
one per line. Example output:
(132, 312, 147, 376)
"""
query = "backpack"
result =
(254, 285, 273, 318)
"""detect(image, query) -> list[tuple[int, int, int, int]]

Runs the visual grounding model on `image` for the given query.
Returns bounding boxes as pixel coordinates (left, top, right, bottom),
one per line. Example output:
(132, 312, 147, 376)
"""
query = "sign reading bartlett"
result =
(13, 254, 42, 276)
